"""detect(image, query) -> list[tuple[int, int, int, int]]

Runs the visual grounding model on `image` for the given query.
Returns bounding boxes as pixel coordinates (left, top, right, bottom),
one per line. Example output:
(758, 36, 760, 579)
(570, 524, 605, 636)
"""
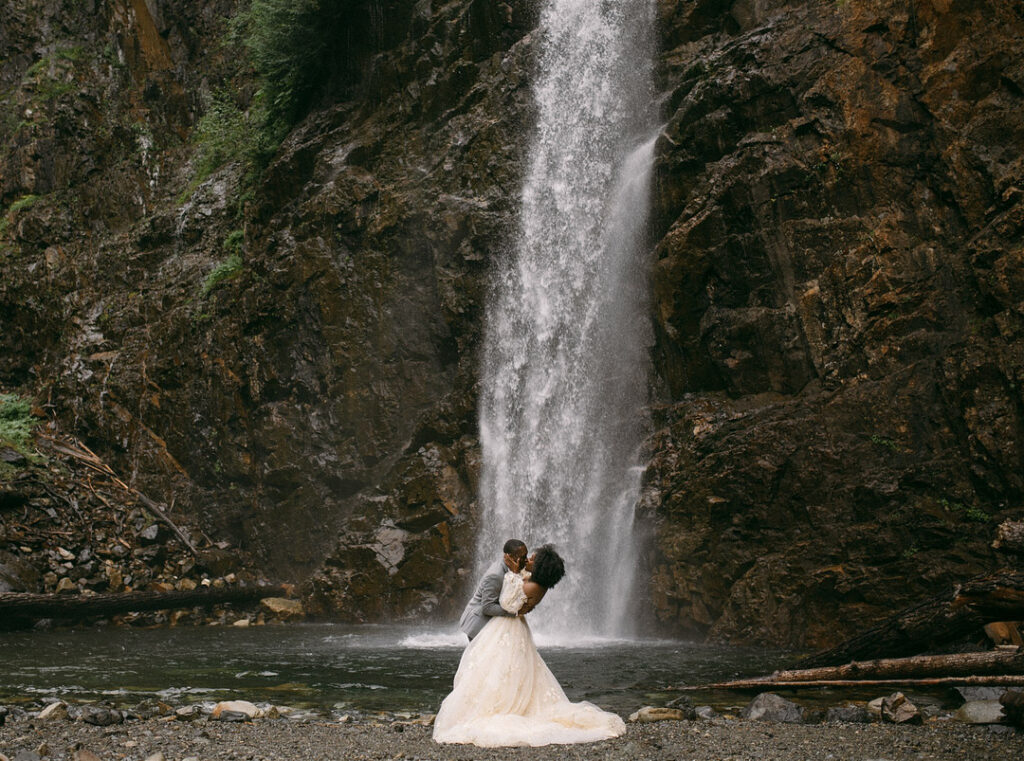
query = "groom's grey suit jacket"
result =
(458, 559, 515, 639)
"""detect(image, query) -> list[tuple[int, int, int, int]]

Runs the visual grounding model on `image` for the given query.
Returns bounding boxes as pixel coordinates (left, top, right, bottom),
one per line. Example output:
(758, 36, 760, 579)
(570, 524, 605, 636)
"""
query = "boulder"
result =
(0, 550, 40, 593)
(1000, 690, 1024, 728)
(0, 704, 7, 726)
(664, 695, 697, 720)
(694, 705, 717, 720)
(174, 705, 202, 721)
(211, 700, 261, 720)
(954, 700, 1005, 724)
(260, 597, 305, 621)
(741, 692, 804, 723)
(880, 692, 922, 725)
(628, 706, 689, 723)
(993, 520, 1024, 553)
(983, 621, 1023, 647)
(37, 701, 68, 721)
(80, 706, 123, 726)
(955, 686, 1011, 702)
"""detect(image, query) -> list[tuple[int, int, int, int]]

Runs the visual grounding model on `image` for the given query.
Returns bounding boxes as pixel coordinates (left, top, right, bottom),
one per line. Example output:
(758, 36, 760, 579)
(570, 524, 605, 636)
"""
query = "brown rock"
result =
(259, 597, 305, 621)
(628, 707, 689, 723)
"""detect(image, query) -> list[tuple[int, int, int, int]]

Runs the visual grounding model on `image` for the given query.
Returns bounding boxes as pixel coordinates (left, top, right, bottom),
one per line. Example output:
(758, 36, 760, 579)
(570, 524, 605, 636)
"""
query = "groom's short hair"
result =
(503, 539, 526, 555)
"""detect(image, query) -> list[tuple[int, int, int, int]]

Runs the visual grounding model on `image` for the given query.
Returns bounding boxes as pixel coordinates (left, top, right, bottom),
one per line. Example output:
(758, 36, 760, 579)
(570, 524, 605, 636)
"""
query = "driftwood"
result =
(679, 676, 1024, 690)
(38, 434, 199, 556)
(679, 649, 1024, 690)
(795, 570, 1024, 668)
(0, 585, 289, 628)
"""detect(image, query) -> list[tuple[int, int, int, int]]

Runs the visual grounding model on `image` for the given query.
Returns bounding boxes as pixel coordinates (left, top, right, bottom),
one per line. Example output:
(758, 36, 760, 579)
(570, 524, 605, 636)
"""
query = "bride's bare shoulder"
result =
(523, 579, 546, 600)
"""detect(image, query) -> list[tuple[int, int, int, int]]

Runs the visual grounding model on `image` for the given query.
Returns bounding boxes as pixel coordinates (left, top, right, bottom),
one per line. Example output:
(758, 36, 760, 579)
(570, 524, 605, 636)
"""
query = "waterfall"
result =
(476, 0, 656, 639)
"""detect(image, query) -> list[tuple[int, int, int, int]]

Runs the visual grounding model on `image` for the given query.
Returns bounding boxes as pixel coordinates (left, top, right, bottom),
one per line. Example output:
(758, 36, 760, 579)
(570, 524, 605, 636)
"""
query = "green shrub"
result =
(201, 253, 243, 297)
(869, 434, 899, 452)
(0, 194, 42, 238)
(0, 393, 39, 450)
(224, 229, 245, 254)
(234, 0, 358, 128)
(939, 497, 992, 524)
(193, 93, 257, 181)
(9, 195, 41, 214)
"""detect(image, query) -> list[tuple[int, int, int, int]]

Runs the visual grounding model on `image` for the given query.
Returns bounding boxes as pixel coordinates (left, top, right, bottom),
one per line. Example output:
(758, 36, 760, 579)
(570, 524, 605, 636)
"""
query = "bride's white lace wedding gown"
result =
(432, 571, 626, 746)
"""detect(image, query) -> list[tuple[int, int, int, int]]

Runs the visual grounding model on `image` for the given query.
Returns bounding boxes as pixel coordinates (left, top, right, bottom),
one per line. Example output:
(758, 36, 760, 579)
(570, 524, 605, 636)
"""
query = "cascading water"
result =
(476, 0, 657, 639)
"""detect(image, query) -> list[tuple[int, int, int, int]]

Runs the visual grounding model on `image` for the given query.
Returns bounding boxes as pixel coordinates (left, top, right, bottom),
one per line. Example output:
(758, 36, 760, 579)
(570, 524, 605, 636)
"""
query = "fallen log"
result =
(795, 570, 1024, 668)
(0, 585, 290, 628)
(779, 649, 1022, 681)
(676, 649, 1024, 691)
(677, 675, 1024, 690)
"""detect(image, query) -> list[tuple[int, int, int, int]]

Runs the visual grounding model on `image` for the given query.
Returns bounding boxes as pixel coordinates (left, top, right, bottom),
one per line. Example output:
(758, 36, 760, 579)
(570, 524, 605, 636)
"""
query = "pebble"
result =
(3, 714, 1021, 760)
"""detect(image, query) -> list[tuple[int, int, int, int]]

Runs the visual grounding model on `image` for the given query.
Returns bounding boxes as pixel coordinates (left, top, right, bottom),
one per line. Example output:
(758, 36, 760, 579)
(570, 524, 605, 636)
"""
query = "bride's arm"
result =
(499, 571, 528, 614)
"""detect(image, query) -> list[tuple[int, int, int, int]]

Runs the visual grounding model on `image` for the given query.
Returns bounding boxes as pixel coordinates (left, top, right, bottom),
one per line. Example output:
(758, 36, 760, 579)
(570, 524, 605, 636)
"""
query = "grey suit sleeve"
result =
(480, 571, 515, 618)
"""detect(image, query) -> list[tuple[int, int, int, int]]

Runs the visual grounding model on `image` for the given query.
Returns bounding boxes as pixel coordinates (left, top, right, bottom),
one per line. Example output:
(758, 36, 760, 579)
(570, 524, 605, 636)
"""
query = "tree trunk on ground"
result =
(679, 649, 1024, 690)
(794, 570, 1024, 668)
(0, 585, 290, 629)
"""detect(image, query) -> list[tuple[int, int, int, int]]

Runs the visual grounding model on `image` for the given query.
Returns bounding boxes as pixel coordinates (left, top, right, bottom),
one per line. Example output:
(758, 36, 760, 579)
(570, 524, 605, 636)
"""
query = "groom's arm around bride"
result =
(458, 539, 528, 640)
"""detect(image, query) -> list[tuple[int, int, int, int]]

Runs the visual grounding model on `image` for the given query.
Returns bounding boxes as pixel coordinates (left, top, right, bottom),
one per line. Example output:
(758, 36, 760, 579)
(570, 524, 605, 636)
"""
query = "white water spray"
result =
(476, 0, 657, 639)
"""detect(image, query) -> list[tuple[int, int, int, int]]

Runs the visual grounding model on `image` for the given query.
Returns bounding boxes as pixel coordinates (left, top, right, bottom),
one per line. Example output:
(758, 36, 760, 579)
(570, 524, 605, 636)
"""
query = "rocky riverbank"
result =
(1, 702, 1021, 761)
(0, 429, 294, 630)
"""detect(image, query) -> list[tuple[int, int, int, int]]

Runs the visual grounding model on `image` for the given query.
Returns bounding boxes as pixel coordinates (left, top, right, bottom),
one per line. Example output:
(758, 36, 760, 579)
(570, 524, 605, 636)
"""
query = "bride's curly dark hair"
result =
(531, 545, 565, 588)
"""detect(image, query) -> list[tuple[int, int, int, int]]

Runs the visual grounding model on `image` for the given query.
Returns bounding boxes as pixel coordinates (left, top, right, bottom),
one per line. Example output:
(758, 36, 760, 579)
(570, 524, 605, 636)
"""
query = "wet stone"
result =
(742, 693, 805, 724)
(826, 704, 871, 724)
(80, 706, 124, 726)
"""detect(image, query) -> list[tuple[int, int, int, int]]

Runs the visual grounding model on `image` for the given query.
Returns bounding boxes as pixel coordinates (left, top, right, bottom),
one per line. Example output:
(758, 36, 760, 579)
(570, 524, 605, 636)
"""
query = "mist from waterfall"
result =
(476, 0, 657, 639)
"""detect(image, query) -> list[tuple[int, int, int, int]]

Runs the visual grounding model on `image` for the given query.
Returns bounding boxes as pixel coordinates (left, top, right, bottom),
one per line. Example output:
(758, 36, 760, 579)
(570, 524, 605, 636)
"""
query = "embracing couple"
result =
(432, 539, 626, 747)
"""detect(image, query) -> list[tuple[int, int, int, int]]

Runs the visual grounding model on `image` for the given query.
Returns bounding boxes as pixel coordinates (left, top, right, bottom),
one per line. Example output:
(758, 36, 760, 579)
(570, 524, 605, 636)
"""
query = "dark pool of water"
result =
(0, 624, 793, 716)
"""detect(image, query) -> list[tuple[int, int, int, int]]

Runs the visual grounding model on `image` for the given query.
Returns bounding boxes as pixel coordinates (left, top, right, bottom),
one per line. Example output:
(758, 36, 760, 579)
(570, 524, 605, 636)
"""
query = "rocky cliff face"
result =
(645, 0, 1024, 645)
(1, 0, 1021, 645)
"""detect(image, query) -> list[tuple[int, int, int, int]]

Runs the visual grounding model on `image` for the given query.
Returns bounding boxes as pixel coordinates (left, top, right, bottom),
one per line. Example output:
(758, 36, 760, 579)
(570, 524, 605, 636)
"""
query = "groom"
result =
(459, 539, 531, 640)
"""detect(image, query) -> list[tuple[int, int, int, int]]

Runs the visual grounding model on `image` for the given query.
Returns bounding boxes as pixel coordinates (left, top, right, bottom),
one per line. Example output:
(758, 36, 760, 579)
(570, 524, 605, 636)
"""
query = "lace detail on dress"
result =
(499, 571, 527, 614)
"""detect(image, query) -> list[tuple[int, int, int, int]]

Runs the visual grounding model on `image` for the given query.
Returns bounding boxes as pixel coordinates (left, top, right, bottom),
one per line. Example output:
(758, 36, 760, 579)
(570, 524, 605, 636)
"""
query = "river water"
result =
(0, 625, 785, 716)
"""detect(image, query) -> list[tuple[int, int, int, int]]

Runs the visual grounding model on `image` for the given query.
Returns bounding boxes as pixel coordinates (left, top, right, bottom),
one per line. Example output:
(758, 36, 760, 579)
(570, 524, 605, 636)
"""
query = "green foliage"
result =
(869, 434, 899, 452)
(24, 48, 82, 101)
(939, 497, 992, 524)
(192, 93, 257, 180)
(0, 393, 39, 451)
(201, 253, 243, 297)
(9, 194, 40, 214)
(0, 194, 42, 238)
(224, 229, 245, 254)
(233, 0, 350, 128)
(183, 88, 282, 204)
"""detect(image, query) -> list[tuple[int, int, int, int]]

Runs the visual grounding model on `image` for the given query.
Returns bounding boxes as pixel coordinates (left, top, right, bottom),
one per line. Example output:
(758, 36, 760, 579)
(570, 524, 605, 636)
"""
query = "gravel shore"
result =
(2, 713, 1022, 761)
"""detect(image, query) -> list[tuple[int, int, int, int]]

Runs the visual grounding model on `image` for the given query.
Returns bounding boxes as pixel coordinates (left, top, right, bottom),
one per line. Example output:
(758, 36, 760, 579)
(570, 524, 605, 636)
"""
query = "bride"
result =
(433, 545, 626, 747)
